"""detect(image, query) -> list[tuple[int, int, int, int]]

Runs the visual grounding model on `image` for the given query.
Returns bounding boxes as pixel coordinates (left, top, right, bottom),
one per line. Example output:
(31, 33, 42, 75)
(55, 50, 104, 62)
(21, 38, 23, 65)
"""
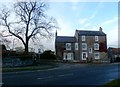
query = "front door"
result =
(82, 52, 87, 60)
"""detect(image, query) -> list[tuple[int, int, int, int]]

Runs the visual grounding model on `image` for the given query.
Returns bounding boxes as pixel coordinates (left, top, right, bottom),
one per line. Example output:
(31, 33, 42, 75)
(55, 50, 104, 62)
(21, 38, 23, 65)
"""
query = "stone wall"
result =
(2, 57, 33, 67)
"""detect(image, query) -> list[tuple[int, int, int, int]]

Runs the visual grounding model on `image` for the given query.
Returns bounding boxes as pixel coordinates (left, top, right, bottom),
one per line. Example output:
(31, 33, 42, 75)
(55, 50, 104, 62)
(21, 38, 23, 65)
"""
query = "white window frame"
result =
(82, 52, 87, 60)
(89, 48, 92, 53)
(95, 36, 98, 41)
(75, 43, 78, 50)
(82, 36, 85, 41)
(94, 53, 100, 59)
(66, 43, 71, 50)
(63, 53, 73, 60)
(63, 53, 67, 60)
(94, 43, 99, 50)
(82, 43, 87, 50)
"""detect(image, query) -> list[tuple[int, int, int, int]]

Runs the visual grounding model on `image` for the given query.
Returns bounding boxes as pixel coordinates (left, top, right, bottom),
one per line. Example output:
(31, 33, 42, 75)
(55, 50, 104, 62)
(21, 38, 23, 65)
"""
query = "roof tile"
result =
(56, 36, 76, 42)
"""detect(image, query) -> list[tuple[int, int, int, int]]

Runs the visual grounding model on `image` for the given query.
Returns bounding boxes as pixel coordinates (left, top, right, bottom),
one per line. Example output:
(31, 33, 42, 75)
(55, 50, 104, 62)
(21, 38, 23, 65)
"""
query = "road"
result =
(2, 63, 120, 86)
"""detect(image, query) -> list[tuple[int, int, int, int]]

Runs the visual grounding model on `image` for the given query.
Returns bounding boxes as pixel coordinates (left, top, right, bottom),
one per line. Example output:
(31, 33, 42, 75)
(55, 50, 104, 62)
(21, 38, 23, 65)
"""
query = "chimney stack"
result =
(55, 30, 57, 37)
(99, 27, 102, 32)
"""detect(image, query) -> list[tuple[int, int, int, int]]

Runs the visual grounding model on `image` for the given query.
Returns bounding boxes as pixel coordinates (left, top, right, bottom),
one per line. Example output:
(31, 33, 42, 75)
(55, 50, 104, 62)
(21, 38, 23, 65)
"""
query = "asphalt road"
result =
(2, 63, 120, 86)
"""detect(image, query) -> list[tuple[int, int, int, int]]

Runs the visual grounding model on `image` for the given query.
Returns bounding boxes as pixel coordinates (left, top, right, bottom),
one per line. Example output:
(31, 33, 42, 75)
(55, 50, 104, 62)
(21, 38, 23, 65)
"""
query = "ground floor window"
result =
(94, 53, 100, 59)
(82, 52, 87, 60)
(63, 52, 74, 60)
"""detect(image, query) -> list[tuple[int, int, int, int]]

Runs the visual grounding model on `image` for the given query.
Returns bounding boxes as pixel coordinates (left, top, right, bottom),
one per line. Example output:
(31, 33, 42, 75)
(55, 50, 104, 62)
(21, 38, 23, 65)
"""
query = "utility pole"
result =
(38, 48, 41, 63)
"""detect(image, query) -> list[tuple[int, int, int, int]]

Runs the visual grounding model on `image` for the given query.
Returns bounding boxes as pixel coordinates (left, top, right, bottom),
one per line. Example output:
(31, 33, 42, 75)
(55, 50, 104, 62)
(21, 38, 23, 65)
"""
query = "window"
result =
(63, 53, 73, 60)
(82, 36, 85, 41)
(95, 36, 98, 41)
(63, 53, 67, 60)
(66, 43, 71, 50)
(89, 48, 92, 53)
(94, 53, 100, 59)
(94, 43, 99, 50)
(82, 43, 87, 50)
(75, 43, 78, 50)
(82, 52, 87, 60)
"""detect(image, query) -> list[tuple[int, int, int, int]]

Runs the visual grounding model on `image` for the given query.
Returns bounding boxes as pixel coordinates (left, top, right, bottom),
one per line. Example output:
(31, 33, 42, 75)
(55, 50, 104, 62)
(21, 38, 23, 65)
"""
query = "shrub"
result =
(40, 50, 56, 60)
(17, 52, 34, 60)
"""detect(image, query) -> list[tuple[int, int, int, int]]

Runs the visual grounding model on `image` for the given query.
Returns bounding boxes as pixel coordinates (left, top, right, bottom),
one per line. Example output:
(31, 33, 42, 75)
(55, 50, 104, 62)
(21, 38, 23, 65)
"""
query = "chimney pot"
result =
(99, 27, 102, 32)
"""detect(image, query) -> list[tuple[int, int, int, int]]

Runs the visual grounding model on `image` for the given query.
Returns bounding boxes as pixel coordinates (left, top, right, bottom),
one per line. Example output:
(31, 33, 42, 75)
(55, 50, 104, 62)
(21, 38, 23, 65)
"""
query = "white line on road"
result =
(37, 76, 53, 80)
(58, 75, 65, 77)
(37, 73, 73, 80)
(58, 73, 74, 77)
(37, 78, 44, 80)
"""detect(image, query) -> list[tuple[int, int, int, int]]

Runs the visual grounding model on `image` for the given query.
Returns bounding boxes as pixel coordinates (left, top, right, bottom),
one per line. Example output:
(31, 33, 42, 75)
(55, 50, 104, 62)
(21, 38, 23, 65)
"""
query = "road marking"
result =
(37, 73, 73, 80)
(58, 73, 73, 77)
(37, 78, 44, 80)
(37, 76, 53, 80)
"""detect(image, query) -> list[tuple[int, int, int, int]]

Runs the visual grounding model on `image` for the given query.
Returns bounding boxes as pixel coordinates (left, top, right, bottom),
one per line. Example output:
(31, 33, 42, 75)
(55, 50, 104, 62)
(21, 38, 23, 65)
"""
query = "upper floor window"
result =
(66, 43, 71, 50)
(82, 43, 87, 50)
(95, 36, 98, 41)
(94, 43, 99, 50)
(82, 36, 85, 41)
(75, 43, 78, 50)
(89, 48, 92, 53)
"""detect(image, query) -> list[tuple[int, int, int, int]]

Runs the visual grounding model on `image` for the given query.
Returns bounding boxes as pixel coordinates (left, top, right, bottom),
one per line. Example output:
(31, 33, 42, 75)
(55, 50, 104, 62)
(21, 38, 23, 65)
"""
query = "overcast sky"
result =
(0, 0, 119, 52)
(47, 0, 118, 51)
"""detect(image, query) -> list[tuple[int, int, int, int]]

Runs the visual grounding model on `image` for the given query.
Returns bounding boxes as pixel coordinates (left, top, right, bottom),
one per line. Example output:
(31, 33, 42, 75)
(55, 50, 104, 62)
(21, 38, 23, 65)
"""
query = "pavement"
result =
(2, 62, 120, 86)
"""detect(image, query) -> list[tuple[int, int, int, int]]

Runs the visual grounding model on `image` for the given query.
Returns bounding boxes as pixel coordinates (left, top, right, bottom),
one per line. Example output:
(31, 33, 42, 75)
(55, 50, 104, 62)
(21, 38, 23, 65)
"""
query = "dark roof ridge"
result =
(77, 30, 100, 32)
(56, 36, 76, 42)
(77, 30, 106, 36)
(57, 36, 74, 37)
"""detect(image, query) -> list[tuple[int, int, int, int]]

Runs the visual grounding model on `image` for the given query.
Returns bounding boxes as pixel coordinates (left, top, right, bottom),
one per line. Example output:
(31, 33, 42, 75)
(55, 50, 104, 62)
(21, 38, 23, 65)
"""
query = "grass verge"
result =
(2, 64, 58, 72)
(102, 79, 120, 87)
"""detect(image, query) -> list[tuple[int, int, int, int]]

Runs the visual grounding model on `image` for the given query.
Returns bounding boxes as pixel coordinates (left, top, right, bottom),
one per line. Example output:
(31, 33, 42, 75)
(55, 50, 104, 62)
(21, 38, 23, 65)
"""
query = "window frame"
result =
(95, 36, 99, 41)
(89, 48, 92, 53)
(82, 43, 87, 50)
(82, 52, 87, 60)
(75, 43, 78, 50)
(94, 43, 99, 50)
(82, 35, 85, 41)
(63, 53, 74, 60)
(94, 53, 100, 59)
(66, 43, 71, 50)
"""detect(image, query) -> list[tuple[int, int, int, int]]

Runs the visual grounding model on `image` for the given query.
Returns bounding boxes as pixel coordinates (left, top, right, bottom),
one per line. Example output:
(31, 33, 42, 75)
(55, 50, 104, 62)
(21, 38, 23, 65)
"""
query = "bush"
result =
(17, 52, 34, 60)
(40, 50, 56, 60)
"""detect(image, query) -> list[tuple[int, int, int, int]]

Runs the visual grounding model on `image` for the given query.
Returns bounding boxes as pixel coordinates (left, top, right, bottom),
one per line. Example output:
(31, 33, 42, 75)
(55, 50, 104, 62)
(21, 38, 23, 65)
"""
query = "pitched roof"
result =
(76, 30, 106, 36)
(56, 36, 76, 42)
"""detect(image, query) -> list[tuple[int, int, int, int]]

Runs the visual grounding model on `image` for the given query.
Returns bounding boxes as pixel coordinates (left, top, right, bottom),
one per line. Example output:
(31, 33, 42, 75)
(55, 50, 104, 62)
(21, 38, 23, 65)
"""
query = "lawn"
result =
(102, 79, 120, 87)
(2, 63, 58, 72)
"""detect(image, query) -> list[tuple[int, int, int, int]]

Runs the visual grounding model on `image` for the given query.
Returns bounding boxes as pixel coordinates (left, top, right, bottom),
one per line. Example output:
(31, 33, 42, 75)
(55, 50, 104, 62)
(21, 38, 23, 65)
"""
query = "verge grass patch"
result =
(102, 79, 120, 87)
(2, 64, 58, 72)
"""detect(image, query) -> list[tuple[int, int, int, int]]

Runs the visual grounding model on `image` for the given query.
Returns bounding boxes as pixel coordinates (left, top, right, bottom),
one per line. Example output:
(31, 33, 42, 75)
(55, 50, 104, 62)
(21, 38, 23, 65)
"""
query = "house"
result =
(108, 47, 120, 62)
(55, 27, 108, 62)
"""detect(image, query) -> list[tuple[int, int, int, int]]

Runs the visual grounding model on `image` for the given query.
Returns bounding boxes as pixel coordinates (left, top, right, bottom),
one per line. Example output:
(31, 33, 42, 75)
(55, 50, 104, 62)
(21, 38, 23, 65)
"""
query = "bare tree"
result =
(0, 0, 57, 53)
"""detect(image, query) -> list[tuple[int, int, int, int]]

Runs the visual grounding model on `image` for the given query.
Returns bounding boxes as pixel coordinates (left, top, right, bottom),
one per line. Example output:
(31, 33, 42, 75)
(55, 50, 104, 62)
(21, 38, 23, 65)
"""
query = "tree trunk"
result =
(25, 39, 29, 53)
(25, 44, 28, 53)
